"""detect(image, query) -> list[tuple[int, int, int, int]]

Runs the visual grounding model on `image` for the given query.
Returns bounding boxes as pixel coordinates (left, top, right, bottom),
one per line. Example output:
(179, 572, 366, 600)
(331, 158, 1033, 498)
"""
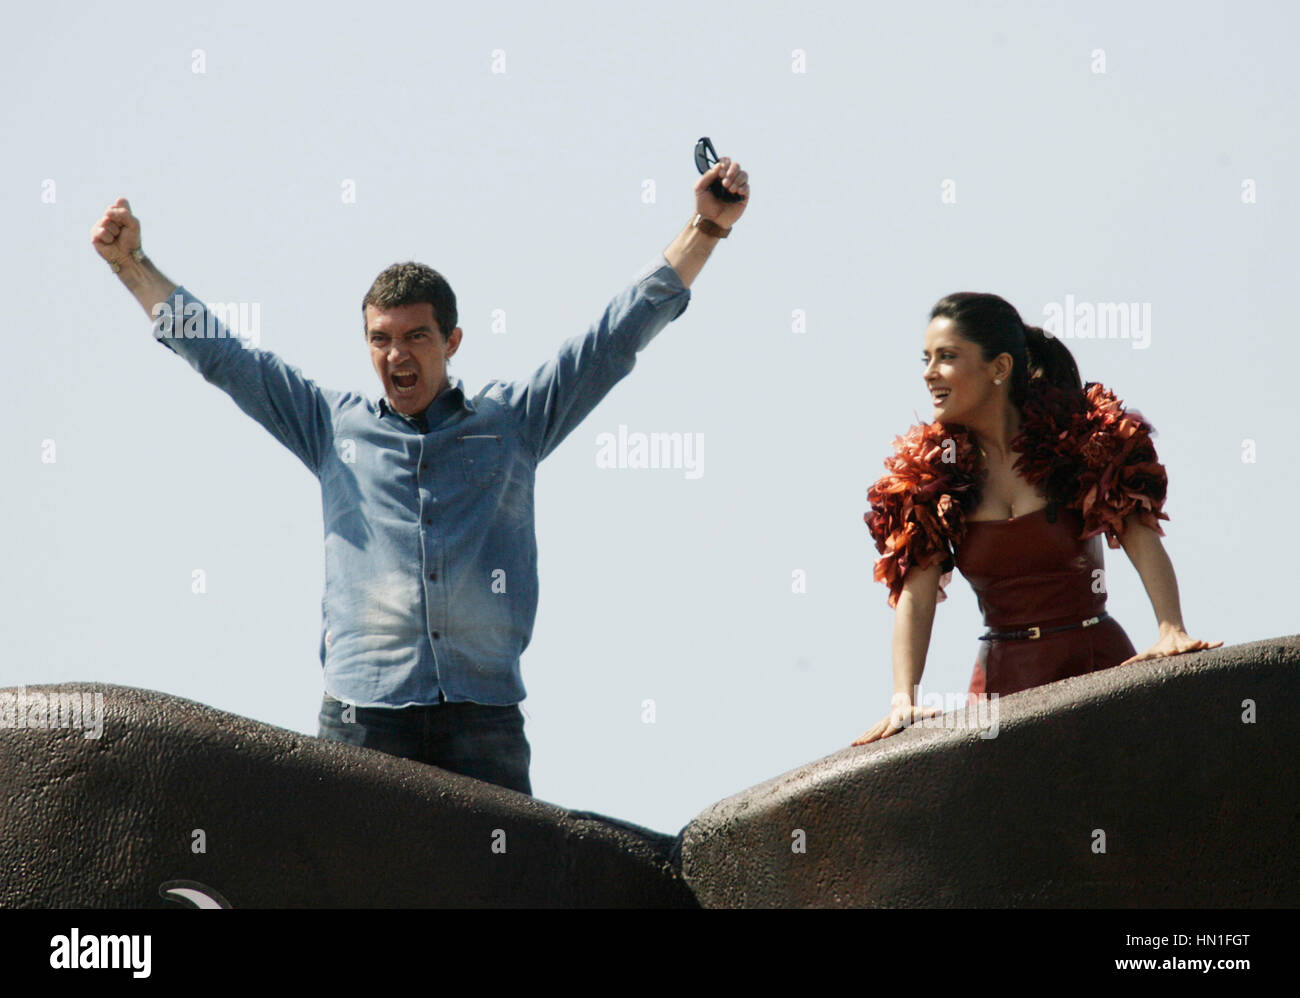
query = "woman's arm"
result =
(1116, 513, 1222, 664)
(853, 560, 945, 744)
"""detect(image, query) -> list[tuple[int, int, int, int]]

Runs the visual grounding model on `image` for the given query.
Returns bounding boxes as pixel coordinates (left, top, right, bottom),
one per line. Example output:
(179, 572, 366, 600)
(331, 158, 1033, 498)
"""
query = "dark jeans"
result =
(317, 694, 532, 795)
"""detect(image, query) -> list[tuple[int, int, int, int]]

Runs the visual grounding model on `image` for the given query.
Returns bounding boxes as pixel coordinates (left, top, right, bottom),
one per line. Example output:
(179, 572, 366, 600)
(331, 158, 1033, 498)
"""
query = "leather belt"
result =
(979, 611, 1110, 642)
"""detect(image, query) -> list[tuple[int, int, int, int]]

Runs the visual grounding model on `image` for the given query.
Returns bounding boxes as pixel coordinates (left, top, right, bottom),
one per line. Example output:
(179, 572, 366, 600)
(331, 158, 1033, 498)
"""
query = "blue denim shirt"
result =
(153, 255, 690, 707)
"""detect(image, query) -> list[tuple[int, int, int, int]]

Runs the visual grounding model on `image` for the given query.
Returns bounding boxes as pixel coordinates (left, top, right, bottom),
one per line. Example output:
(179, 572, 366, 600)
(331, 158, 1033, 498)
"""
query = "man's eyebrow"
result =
(367, 325, 437, 337)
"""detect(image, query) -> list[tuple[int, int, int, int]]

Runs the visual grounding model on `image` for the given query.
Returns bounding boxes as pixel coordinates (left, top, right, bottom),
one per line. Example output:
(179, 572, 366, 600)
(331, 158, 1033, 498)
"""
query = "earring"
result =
(994, 378, 1003, 385)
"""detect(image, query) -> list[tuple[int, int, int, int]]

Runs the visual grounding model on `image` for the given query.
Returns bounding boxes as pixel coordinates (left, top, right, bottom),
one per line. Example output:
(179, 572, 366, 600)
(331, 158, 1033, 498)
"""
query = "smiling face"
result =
(922, 316, 1009, 424)
(365, 303, 462, 416)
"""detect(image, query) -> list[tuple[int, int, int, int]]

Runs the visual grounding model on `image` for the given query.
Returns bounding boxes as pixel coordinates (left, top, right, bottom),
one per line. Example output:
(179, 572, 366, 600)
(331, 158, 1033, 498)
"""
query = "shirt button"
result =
(420, 462, 429, 470)
(428, 572, 437, 581)
(425, 518, 432, 525)
(432, 631, 441, 639)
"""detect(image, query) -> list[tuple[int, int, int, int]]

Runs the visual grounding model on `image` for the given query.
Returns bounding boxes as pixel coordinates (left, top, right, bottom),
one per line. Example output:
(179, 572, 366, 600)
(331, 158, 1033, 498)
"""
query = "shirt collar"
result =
(377, 375, 476, 420)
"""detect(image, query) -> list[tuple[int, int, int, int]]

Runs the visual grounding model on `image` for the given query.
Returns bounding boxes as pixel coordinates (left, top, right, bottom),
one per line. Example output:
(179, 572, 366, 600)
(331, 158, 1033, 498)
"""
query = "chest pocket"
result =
(457, 433, 504, 488)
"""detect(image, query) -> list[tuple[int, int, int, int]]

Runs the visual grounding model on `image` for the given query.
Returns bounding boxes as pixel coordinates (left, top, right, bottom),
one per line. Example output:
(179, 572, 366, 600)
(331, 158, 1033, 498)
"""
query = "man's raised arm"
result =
(91, 197, 333, 474)
(505, 153, 750, 461)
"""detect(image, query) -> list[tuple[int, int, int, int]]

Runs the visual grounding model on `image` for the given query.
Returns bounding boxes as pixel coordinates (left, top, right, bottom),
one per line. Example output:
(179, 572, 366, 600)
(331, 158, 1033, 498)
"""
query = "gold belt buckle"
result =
(1027, 626, 1041, 640)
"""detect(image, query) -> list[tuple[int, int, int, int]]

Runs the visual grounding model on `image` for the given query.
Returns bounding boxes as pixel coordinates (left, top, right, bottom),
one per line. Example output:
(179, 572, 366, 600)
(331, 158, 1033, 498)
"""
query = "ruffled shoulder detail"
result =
(864, 421, 982, 608)
(1013, 380, 1169, 548)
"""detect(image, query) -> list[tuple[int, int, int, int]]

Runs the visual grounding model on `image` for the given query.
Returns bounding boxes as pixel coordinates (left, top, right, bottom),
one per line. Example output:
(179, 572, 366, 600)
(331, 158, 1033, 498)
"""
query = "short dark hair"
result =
(362, 262, 458, 341)
(929, 292, 1082, 408)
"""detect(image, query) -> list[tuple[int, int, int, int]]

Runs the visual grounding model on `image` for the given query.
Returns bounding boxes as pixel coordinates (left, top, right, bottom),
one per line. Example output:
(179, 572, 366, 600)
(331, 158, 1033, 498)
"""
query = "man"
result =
(91, 152, 749, 796)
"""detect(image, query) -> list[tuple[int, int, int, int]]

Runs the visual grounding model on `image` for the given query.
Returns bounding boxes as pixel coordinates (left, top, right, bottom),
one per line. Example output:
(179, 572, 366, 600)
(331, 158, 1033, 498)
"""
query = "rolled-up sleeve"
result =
(505, 255, 691, 461)
(153, 286, 333, 474)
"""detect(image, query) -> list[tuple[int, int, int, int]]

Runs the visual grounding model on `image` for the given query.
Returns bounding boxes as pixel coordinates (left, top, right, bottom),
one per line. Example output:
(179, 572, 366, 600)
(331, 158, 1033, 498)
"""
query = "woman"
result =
(853, 292, 1220, 745)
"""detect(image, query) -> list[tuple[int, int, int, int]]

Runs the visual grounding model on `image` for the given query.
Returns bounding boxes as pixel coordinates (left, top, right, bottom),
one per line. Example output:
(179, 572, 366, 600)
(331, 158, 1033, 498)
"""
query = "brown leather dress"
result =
(954, 505, 1138, 697)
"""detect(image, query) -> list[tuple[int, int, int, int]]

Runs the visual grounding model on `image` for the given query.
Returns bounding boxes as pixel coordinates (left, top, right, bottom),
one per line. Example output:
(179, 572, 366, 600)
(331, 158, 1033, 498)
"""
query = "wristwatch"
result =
(109, 248, 146, 273)
(691, 213, 730, 239)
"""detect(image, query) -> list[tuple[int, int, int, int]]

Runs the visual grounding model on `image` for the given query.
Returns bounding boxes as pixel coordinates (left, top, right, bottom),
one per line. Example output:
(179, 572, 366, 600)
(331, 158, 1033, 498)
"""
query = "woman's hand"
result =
(852, 699, 943, 745)
(1117, 516, 1222, 666)
(854, 562, 945, 746)
(1120, 625, 1222, 666)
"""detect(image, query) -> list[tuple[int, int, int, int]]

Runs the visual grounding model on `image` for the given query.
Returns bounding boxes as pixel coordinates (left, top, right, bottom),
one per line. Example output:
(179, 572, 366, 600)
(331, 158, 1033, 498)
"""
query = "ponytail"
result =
(1019, 324, 1082, 405)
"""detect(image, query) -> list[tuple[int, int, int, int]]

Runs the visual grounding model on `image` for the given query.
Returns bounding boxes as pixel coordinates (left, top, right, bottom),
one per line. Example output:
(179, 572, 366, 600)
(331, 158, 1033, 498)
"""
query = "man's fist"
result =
(695, 157, 749, 229)
(90, 197, 141, 267)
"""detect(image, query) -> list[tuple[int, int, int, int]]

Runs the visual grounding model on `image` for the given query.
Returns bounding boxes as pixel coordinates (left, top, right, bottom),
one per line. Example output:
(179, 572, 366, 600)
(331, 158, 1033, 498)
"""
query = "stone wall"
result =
(680, 636, 1299, 907)
(0, 684, 694, 907)
(3, 635, 1295, 907)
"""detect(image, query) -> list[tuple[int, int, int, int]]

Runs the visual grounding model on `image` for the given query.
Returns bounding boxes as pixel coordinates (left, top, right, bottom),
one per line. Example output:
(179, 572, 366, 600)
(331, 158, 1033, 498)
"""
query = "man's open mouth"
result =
(393, 372, 418, 391)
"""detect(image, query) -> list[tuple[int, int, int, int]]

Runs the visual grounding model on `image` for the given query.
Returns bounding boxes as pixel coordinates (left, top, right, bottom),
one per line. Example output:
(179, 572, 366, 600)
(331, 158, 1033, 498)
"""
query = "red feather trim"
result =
(864, 380, 1169, 607)
(864, 422, 983, 608)
(1012, 381, 1169, 548)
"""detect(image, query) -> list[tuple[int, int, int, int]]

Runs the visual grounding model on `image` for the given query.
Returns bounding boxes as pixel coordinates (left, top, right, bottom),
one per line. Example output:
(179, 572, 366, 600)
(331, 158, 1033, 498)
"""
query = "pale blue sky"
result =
(3, 0, 1295, 832)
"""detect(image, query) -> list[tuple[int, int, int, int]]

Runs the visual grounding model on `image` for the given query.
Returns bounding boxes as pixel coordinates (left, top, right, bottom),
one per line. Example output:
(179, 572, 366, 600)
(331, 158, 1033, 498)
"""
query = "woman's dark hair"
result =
(929, 292, 1082, 406)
